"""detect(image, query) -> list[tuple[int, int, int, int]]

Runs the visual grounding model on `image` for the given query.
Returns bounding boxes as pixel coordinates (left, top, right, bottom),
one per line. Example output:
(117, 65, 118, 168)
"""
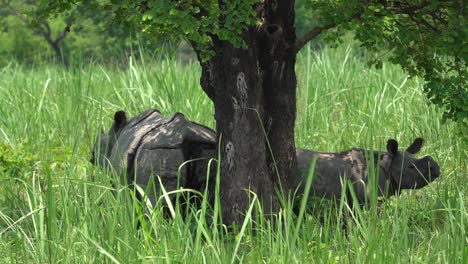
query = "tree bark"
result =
(260, 0, 297, 193)
(197, 0, 297, 225)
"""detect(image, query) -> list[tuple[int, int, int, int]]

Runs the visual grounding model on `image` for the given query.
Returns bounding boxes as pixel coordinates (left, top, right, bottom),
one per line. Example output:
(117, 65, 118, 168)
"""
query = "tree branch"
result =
(293, 11, 363, 54)
(292, 22, 335, 54)
(54, 18, 74, 44)
(0, 4, 28, 24)
(293, 1, 438, 54)
(389, 1, 432, 14)
(407, 13, 440, 33)
(41, 20, 52, 39)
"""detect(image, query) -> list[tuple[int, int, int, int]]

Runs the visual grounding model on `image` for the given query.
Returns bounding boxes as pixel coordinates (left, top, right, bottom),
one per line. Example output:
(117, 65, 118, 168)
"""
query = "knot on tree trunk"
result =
(257, 23, 286, 61)
(261, 23, 283, 41)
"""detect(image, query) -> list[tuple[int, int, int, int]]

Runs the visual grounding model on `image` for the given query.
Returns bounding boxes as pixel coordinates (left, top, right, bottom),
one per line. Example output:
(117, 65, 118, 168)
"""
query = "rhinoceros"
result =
(91, 109, 217, 206)
(294, 138, 440, 207)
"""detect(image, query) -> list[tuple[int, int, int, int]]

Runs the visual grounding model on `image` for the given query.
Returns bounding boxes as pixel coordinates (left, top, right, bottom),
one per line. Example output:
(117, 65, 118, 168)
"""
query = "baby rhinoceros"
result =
(295, 138, 440, 207)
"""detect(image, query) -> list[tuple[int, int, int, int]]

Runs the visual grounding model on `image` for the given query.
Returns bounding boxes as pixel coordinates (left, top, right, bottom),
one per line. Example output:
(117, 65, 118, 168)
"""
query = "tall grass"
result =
(0, 45, 466, 263)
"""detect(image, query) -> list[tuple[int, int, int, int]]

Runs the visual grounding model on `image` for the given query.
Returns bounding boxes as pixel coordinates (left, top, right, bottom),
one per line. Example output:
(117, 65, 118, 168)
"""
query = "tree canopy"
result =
(36, 0, 466, 122)
(310, 0, 466, 122)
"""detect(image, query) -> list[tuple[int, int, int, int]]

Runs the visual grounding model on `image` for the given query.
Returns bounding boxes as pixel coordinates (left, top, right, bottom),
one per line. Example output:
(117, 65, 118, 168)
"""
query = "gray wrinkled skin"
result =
(295, 138, 440, 206)
(91, 109, 217, 207)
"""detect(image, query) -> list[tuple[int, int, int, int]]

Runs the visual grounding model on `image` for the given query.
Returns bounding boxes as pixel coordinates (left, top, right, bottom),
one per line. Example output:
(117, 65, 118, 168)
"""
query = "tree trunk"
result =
(197, 0, 297, 224)
(48, 40, 69, 68)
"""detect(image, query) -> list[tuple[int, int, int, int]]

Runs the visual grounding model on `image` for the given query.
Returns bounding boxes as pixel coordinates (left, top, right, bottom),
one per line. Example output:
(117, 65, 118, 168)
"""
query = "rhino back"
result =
(296, 148, 370, 200)
(108, 109, 165, 179)
(132, 113, 217, 204)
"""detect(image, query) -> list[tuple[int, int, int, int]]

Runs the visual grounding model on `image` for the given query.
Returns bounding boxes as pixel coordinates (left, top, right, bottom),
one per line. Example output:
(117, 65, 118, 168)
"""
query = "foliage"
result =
(0, 15, 44, 65)
(0, 0, 163, 66)
(36, 0, 259, 61)
(306, 0, 467, 122)
(0, 1, 49, 64)
(0, 143, 36, 179)
(0, 143, 36, 212)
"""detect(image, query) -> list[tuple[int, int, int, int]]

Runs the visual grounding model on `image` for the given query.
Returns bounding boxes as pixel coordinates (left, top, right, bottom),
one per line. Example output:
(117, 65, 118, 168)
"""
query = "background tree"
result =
(0, 0, 74, 66)
(0, 0, 166, 67)
(36, 0, 466, 224)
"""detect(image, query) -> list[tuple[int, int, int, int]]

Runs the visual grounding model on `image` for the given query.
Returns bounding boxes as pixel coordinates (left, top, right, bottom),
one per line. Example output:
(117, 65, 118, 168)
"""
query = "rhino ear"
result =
(387, 139, 399, 156)
(113, 110, 127, 129)
(406, 137, 424, 154)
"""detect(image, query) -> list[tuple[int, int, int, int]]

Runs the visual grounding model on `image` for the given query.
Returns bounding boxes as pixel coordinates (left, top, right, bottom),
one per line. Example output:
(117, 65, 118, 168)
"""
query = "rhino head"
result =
(380, 138, 440, 194)
(90, 110, 127, 166)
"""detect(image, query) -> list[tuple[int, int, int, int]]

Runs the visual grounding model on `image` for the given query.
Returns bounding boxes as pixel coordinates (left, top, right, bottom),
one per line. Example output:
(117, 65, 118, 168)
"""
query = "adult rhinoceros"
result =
(294, 138, 440, 207)
(91, 108, 217, 206)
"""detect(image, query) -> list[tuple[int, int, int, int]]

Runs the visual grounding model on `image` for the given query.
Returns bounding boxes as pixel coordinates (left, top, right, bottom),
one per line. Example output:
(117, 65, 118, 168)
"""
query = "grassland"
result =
(0, 45, 466, 263)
